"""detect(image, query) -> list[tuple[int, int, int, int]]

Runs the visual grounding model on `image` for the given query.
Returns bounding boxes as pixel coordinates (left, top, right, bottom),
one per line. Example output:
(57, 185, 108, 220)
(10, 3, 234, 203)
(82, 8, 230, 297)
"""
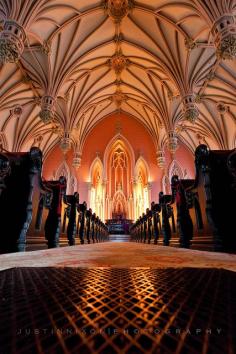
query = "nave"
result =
(0, 0, 236, 352)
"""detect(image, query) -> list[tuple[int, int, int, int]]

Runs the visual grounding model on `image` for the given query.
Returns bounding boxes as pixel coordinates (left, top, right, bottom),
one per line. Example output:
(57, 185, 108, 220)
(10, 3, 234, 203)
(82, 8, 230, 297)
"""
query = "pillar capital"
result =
(39, 95, 56, 124)
(182, 94, 199, 123)
(211, 14, 236, 60)
(0, 20, 26, 64)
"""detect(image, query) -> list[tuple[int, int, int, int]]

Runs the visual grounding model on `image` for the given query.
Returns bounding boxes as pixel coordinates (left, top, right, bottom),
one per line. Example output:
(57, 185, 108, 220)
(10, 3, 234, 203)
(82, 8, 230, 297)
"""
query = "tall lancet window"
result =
(89, 158, 104, 219)
(134, 157, 150, 219)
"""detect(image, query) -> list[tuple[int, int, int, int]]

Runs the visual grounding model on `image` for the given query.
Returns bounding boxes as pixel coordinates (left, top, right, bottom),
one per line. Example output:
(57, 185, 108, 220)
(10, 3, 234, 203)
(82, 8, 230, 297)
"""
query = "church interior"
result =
(0, 0, 236, 353)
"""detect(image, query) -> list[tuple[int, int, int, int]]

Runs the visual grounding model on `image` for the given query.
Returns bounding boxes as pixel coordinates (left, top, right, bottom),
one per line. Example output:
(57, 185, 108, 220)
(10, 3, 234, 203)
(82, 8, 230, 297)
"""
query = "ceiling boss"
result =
(104, 0, 134, 23)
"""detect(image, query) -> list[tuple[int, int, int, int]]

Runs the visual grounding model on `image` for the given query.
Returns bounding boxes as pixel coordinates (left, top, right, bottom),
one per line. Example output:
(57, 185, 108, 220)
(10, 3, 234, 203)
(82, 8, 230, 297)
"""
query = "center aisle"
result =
(0, 241, 236, 271)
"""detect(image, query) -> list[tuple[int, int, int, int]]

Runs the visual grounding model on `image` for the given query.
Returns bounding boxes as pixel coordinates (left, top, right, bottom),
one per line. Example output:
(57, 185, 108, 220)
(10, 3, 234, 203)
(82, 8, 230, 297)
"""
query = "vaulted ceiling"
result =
(0, 0, 235, 163)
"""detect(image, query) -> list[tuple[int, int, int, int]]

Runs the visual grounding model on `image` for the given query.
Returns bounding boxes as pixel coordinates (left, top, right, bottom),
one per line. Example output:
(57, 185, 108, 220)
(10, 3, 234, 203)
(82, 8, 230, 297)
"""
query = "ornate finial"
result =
(0, 20, 26, 64)
(104, 0, 134, 23)
(182, 94, 199, 123)
(39, 95, 55, 124)
(212, 14, 236, 60)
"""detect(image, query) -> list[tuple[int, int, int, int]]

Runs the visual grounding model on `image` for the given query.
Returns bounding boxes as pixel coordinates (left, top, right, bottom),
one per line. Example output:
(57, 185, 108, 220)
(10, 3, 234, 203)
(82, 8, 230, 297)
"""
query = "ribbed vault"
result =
(0, 0, 235, 162)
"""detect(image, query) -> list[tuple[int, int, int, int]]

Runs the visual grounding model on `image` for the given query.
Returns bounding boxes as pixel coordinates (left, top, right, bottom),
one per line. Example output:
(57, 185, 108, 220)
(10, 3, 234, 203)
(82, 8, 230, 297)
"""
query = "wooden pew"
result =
(0, 147, 42, 252)
(159, 192, 173, 246)
(64, 192, 79, 245)
(91, 213, 96, 243)
(85, 208, 92, 244)
(44, 176, 67, 248)
(170, 145, 236, 252)
(171, 176, 194, 248)
(151, 202, 161, 244)
(193, 144, 236, 252)
(78, 201, 87, 244)
(130, 202, 162, 244)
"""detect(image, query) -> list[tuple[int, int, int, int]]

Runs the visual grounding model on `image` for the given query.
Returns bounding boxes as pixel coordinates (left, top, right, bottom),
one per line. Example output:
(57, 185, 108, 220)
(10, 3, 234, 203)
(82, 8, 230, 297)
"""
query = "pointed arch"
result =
(55, 161, 70, 180)
(112, 190, 128, 219)
(103, 133, 135, 178)
(55, 161, 72, 194)
(162, 174, 171, 195)
(134, 156, 150, 184)
(133, 156, 150, 219)
(168, 160, 184, 182)
(89, 156, 104, 219)
(103, 134, 135, 219)
(89, 156, 104, 183)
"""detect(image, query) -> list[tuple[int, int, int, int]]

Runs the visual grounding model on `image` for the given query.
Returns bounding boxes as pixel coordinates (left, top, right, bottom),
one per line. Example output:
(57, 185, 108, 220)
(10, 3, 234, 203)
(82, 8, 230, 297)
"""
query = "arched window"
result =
(134, 157, 150, 219)
(89, 157, 104, 218)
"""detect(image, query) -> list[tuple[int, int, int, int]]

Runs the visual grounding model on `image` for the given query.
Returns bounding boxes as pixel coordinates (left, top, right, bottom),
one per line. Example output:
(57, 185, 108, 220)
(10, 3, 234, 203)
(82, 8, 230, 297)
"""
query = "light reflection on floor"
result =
(0, 267, 235, 354)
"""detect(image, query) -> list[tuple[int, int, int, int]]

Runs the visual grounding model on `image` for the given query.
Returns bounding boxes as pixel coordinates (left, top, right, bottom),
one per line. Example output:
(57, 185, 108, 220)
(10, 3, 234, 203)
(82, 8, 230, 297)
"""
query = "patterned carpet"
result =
(0, 242, 236, 271)
(0, 267, 235, 354)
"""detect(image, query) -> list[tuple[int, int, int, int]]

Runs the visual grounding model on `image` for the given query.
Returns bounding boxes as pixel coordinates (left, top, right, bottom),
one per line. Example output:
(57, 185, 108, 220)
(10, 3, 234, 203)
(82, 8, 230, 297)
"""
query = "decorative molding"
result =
(104, 0, 134, 23)
(72, 152, 82, 169)
(39, 95, 55, 124)
(167, 131, 178, 155)
(184, 37, 196, 51)
(182, 94, 199, 123)
(0, 20, 26, 64)
(211, 14, 236, 60)
(108, 51, 130, 78)
(60, 131, 72, 154)
(156, 150, 165, 169)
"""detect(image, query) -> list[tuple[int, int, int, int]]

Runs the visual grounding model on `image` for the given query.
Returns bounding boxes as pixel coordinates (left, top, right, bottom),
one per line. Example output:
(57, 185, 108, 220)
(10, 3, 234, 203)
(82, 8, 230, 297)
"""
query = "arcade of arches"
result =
(43, 114, 194, 222)
(0, 0, 235, 227)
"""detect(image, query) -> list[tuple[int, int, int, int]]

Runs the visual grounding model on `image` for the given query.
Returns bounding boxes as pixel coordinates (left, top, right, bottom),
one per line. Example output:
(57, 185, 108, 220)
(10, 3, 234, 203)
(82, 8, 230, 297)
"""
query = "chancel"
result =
(0, 0, 236, 353)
